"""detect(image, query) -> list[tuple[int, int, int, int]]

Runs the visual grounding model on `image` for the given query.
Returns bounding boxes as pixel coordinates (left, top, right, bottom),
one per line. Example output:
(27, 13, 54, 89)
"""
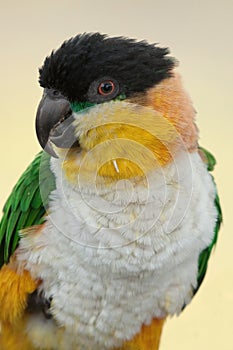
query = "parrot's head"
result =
(36, 33, 198, 183)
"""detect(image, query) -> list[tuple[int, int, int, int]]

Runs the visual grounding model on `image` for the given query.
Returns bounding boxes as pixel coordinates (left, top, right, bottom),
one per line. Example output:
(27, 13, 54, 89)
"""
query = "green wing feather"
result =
(195, 146, 223, 293)
(0, 151, 56, 268)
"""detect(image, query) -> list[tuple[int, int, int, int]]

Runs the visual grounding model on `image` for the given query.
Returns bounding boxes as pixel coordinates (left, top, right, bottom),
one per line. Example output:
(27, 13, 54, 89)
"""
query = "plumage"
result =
(39, 33, 175, 102)
(0, 152, 55, 266)
(0, 33, 222, 350)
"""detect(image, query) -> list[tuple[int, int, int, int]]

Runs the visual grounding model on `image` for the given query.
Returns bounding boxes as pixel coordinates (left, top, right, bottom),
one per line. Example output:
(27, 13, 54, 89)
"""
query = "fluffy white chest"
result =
(18, 152, 217, 350)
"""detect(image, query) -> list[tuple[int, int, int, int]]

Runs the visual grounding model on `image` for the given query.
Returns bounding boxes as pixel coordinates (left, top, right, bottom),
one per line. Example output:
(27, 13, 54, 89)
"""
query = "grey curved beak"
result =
(35, 89, 77, 157)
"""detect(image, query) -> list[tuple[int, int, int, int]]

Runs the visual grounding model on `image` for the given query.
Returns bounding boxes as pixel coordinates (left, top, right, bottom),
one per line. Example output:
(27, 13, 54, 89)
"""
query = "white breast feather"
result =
(18, 151, 218, 350)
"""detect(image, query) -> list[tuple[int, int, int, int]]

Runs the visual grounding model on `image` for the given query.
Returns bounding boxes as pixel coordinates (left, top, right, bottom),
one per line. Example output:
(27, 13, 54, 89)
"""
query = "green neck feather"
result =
(70, 94, 127, 113)
(70, 101, 95, 113)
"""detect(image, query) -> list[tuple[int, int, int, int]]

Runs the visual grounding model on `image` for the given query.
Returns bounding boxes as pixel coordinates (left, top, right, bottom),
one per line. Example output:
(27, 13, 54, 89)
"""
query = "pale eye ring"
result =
(87, 77, 120, 103)
(98, 80, 115, 96)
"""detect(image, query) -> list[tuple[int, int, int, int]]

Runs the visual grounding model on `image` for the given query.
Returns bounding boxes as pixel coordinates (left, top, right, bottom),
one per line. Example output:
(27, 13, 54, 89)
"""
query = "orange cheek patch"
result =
(145, 73, 199, 152)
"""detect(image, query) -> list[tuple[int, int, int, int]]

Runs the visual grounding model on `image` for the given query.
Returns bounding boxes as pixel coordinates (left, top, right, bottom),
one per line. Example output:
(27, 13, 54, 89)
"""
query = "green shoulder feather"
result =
(0, 151, 56, 268)
(195, 146, 223, 293)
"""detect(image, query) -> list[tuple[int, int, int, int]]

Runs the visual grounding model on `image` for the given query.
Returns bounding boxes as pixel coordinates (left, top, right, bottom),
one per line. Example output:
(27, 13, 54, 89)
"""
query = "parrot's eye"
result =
(98, 81, 115, 96)
(87, 77, 120, 103)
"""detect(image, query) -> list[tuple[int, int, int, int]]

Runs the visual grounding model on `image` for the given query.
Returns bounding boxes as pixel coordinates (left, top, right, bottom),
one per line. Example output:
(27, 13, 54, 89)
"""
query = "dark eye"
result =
(98, 81, 115, 96)
(87, 77, 120, 103)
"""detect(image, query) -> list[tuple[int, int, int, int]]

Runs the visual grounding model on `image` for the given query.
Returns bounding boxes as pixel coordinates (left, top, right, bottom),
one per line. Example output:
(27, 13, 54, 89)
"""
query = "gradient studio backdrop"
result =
(0, 1, 232, 349)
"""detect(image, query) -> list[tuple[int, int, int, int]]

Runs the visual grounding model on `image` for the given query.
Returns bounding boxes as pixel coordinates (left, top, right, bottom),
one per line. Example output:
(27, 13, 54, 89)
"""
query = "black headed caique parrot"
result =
(0, 33, 222, 350)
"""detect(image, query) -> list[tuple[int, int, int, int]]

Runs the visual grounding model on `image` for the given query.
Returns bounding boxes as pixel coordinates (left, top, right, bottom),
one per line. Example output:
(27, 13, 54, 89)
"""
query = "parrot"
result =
(0, 33, 222, 350)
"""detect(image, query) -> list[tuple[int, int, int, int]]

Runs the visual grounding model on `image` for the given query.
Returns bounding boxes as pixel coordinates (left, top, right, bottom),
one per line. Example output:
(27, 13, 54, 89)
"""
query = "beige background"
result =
(0, 1, 232, 349)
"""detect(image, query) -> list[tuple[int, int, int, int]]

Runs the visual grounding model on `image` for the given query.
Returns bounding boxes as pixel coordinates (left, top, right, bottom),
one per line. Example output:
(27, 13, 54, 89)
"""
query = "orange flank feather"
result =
(0, 317, 36, 350)
(0, 263, 37, 324)
(0, 263, 38, 350)
(118, 318, 165, 350)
